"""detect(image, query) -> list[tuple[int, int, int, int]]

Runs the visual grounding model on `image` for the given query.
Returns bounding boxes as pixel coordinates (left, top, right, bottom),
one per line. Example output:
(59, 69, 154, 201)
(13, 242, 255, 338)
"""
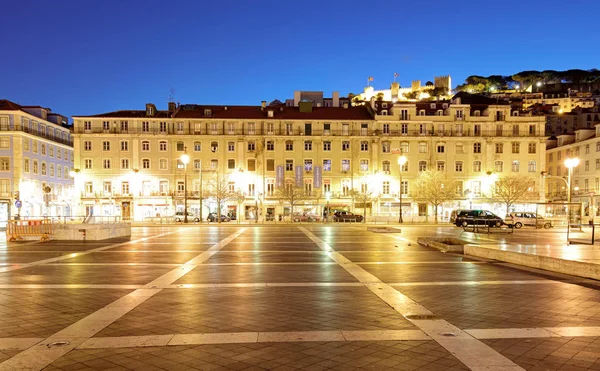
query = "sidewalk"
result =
(464, 242, 600, 281)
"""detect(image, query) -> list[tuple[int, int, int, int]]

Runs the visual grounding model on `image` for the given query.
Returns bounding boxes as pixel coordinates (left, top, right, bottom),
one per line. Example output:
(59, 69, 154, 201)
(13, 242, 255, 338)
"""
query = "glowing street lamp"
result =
(397, 155, 407, 223)
(180, 150, 190, 223)
(564, 158, 580, 204)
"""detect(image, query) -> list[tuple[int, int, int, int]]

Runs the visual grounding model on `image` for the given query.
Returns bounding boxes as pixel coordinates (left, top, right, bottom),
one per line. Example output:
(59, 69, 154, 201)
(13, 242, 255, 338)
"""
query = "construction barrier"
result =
(7, 219, 53, 242)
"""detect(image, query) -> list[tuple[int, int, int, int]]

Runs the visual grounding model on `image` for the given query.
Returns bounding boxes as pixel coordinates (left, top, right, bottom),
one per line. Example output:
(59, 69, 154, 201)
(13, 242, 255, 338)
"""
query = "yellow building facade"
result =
(72, 99, 546, 222)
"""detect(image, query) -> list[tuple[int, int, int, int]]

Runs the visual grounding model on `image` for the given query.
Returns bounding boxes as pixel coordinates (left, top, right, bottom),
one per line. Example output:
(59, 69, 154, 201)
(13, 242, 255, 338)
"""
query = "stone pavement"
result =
(0, 225, 600, 370)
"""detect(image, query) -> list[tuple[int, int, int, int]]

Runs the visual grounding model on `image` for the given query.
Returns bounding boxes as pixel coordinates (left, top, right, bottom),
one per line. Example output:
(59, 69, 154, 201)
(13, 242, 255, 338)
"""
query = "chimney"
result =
(293, 91, 301, 106)
(332, 91, 340, 107)
(168, 101, 176, 113)
(261, 101, 266, 111)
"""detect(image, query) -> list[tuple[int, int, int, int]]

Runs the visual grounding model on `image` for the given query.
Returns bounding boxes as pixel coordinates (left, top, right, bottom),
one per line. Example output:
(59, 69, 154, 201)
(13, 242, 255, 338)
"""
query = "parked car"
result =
(504, 212, 553, 229)
(173, 212, 200, 222)
(454, 210, 503, 227)
(333, 211, 364, 223)
(292, 213, 320, 222)
(207, 213, 231, 222)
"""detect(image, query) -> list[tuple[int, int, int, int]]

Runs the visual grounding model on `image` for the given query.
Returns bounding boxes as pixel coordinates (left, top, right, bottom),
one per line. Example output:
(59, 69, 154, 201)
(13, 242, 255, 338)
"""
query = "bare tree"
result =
(493, 174, 537, 215)
(349, 183, 376, 223)
(234, 190, 246, 224)
(205, 173, 235, 223)
(413, 170, 457, 223)
(275, 183, 307, 221)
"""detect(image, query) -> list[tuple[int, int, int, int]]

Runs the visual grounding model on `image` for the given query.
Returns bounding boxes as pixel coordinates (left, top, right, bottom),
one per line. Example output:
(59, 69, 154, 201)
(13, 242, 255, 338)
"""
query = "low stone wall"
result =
(464, 245, 600, 280)
(417, 237, 465, 253)
(367, 227, 401, 233)
(52, 223, 131, 241)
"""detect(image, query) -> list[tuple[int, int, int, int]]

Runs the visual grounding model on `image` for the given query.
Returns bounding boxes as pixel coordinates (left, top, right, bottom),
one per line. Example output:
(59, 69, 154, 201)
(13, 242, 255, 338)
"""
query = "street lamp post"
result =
(325, 191, 331, 223)
(397, 155, 407, 223)
(181, 150, 190, 223)
(564, 158, 580, 204)
(254, 192, 259, 224)
(199, 160, 203, 223)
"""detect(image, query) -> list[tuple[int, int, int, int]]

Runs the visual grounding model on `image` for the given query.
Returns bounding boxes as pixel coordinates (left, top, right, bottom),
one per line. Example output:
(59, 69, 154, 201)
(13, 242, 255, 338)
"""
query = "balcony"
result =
(4, 125, 73, 146)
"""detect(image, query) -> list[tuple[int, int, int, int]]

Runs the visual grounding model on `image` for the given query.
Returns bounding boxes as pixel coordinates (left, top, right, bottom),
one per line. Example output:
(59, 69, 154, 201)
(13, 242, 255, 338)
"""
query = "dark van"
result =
(455, 210, 503, 228)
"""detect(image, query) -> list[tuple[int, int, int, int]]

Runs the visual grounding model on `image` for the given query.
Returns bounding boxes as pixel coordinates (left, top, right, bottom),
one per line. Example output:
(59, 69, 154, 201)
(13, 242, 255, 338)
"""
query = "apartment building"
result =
(546, 106, 600, 135)
(72, 98, 546, 222)
(0, 100, 74, 222)
(546, 126, 600, 220)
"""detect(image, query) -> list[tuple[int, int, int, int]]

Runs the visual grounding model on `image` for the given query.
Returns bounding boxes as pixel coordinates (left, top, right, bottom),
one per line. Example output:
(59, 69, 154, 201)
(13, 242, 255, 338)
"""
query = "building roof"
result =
(0, 99, 22, 111)
(76, 104, 374, 121)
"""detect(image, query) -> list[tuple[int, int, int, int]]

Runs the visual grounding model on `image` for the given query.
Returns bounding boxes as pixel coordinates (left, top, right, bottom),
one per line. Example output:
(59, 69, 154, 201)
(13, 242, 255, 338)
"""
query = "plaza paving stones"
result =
(2, 225, 600, 370)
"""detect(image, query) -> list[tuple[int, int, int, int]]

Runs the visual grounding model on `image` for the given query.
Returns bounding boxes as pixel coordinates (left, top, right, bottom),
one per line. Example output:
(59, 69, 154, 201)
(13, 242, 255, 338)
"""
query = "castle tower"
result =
(390, 82, 400, 100)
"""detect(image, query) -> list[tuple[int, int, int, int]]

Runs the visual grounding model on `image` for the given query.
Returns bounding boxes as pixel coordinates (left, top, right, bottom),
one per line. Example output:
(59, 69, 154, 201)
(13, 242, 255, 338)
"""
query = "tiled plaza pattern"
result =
(0, 224, 598, 370)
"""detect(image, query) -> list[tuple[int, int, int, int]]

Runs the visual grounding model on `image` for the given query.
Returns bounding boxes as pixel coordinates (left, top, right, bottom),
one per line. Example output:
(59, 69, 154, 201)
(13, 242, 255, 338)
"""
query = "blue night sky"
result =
(1, 0, 598, 120)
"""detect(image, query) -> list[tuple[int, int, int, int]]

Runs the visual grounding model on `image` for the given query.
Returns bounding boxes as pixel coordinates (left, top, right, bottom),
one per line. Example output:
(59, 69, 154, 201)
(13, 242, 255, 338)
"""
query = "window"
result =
(286, 123, 293, 135)
(120, 121, 128, 132)
(512, 142, 520, 154)
(84, 141, 92, 151)
(360, 159, 369, 171)
(418, 142, 427, 153)
(323, 123, 331, 135)
(382, 161, 390, 172)
(455, 144, 463, 154)
(142, 122, 149, 132)
(159, 122, 167, 132)
(304, 141, 312, 151)
(121, 158, 130, 169)
(285, 140, 293, 151)
(401, 124, 408, 134)
(227, 159, 235, 170)
(585, 160, 590, 171)
(342, 123, 349, 135)
(102, 121, 110, 131)
(159, 141, 167, 151)
(473, 143, 481, 153)
(24, 139, 29, 151)
(528, 161, 536, 172)
(228, 142, 235, 152)
(193, 142, 201, 151)
(382, 181, 390, 195)
(210, 142, 218, 152)
(267, 159, 275, 171)
(247, 159, 256, 171)
(0, 137, 9, 149)
(103, 159, 111, 169)
(512, 160, 520, 172)
(84, 158, 92, 169)
(586, 144, 590, 154)
(0, 158, 9, 171)
(102, 141, 110, 151)
(379, 141, 389, 153)
(512, 125, 519, 135)
(323, 141, 331, 151)
(120, 140, 129, 151)
(85, 182, 93, 194)
(527, 143, 540, 154)
(341, 159, 350, 172)
(248, 141, 256, 151)
(323, 159, 331, 171)
(266, 141, 274, 151)
(342, 141, 350, 151)
(494, 161, 504, 173)
(24, 158, 30, 172)
(49, 146, 54, 157)
(495, 143, 503, 154)
(419, 161, 427, 171)
(142, 158, 150, 169)
(142, 141, 150, 151)
(597, 143, 600, 152)
(210, 159, 218, 169)
(473, 181, 481, 196)
(437, 144, 445, 153)
(473, 161, 481, 172)
(41, 144, 46, 155)
(304, 159, 313, 172)
(596, 159, 600, 170)
(285, 159, 293, 171)
(176, 159, 185, 170)
(383, 124, 390, 134)
(400, 142, 409, 154)
(84, 121, 92, 131)
(400, 181, 408, 195)
(159, 158, 167, 170)
(176, 141, 184, 151)
(455, 161, 463, 172)
(360, 141, 368, 151)
(437, 161, 445, 171)
(103, 181, 112, 195)
(33, 160, 38, 174)
(122, 181, 130, 195)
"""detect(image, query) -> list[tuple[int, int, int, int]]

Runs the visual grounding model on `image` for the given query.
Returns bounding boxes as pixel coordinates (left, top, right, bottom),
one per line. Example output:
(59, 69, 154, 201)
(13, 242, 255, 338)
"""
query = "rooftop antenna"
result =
(169, 87, 176, 103)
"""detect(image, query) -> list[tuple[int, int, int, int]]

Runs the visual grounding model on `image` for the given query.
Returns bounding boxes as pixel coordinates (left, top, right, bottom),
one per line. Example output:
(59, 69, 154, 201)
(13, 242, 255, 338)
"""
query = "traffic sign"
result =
(15, 200, 22, 208)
